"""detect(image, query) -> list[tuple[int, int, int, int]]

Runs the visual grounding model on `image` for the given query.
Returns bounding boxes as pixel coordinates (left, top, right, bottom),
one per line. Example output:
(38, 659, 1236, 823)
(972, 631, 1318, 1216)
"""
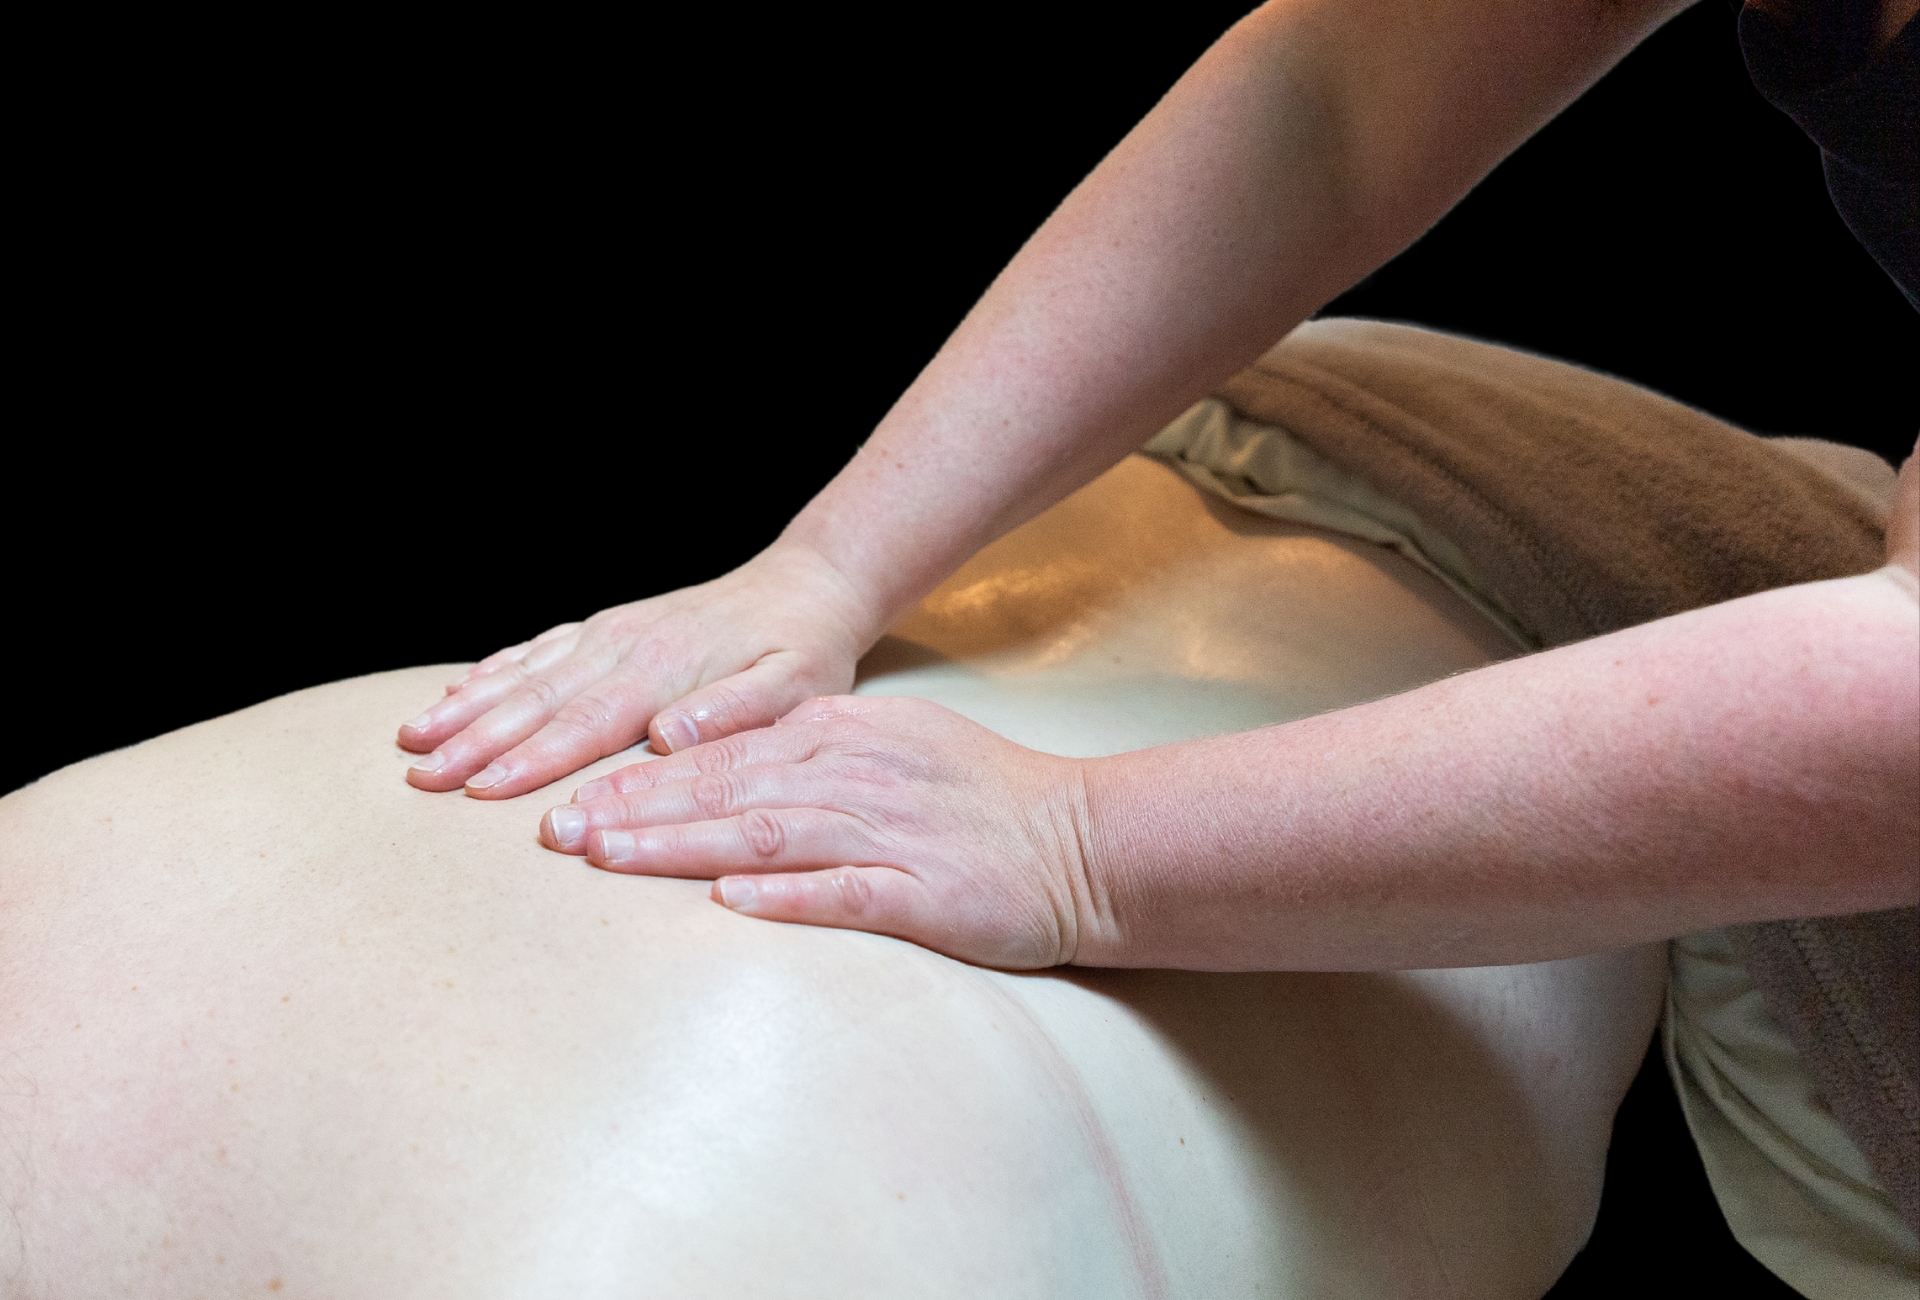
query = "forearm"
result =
(1077, 569, 1920, 971)
(776, 0, 1684, 640)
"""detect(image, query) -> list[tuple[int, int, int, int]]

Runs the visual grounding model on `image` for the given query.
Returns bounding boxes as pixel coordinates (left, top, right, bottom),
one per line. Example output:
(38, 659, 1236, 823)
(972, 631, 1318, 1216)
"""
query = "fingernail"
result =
(716, 877, 758, 910)
(574, 779, 610, 802)
(466, 764, 507, 790)
(411, 751, 447, 774)
(655, 712, 698, 753)
(546, 806, 586, 848)
(596, 830, 635, 863)
(404, 713, 434, 733)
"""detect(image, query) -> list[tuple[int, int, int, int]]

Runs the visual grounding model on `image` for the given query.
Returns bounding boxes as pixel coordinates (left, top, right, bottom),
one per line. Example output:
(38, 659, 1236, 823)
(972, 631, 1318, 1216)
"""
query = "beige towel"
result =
(1160, 317, 1916, 1231)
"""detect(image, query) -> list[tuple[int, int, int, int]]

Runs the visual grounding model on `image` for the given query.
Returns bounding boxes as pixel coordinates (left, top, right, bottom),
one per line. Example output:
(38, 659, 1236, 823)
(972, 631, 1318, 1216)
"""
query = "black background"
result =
(12, 8, 1910, 1290)
(12, 1, 1913, 798)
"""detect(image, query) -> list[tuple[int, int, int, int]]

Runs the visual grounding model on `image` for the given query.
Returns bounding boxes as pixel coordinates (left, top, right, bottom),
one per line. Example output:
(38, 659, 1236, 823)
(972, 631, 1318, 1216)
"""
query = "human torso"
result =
(0, 458, 1654, 1299)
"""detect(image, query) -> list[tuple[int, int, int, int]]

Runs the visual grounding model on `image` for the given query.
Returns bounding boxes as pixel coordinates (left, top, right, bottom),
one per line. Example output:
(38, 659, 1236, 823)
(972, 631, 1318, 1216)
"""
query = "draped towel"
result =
(1148, 316, 1917, 1231)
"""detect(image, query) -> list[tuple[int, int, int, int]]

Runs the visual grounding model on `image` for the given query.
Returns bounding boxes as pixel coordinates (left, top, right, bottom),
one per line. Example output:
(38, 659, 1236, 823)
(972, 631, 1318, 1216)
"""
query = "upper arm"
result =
(1224, 0, 1697, 264)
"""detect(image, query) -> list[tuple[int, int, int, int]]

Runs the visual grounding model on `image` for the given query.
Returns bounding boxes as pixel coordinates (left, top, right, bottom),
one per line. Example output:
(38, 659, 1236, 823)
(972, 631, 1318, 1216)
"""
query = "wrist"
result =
(744, 537, 893, 654)
(774, 436, 1011, 641)
(1065, 738, 1271, 970)
(1063, 751, 1153, 967)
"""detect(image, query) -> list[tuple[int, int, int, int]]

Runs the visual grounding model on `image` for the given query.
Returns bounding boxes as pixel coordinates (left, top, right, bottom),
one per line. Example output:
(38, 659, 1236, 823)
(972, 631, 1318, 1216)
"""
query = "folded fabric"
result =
(1146, 317, 1916, 1249)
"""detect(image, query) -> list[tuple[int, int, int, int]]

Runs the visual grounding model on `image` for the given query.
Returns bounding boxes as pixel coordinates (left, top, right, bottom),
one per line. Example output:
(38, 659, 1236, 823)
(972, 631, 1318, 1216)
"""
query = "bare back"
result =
(0, 458, 1662, 1299)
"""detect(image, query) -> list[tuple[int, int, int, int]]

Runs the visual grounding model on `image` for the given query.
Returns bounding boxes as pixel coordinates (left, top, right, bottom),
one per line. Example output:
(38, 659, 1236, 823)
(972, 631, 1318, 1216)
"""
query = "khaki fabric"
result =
(1208, 318, 1886, 644)
(1148, 316, 1916, 1292)
(1668, 929, 1918, 1298)
(1144, 398, 1534, 650)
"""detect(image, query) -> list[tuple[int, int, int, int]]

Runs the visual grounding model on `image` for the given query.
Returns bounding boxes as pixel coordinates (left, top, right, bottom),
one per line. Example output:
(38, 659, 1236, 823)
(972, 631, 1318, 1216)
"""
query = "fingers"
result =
(447, 641, 534, 696)
(456, 672, 679, 800)
(538, 721, 874, 873)
(400, 625, 584, 752)
(571, 713, 842, 803)
(406, 644, 847, 796)
(453, 623, 582, 691)
(400, 661, 552, 753)
(544, 761, 829, 852)
(477, 674, 862, 804)
(645, 653, 822, 755)
(711, 867, 925, 938)
(405, 652, 632, 792)
(575, 807, 875, 878)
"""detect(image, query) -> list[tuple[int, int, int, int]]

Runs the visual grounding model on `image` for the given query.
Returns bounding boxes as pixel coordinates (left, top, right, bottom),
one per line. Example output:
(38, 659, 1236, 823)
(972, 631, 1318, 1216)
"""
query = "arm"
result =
(1079, 541, 1920, 970)
(781, 0, 1690, 632)
(400, 0, 1687, 797)
(542, 449, 1918, 970)
(1081, 449, 1917, 968)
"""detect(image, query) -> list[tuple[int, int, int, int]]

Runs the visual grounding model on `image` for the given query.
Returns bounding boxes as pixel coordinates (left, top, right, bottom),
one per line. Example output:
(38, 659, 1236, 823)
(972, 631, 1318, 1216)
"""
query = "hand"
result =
(536, 694, 1102, 969)
(398, 545, 874, 799)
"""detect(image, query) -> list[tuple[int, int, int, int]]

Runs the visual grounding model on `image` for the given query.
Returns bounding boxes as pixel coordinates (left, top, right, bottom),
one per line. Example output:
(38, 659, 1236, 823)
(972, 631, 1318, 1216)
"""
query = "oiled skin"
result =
(0, 459, 1663, 1299)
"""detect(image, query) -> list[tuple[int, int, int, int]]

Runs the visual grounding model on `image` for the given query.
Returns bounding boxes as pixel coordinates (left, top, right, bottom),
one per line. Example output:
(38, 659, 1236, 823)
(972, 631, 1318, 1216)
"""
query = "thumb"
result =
(647, 653, 830, 753)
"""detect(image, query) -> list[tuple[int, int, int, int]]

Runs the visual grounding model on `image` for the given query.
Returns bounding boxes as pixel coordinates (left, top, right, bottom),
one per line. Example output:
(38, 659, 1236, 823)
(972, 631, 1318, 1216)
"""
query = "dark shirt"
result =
(1737, 1, 1920, 309)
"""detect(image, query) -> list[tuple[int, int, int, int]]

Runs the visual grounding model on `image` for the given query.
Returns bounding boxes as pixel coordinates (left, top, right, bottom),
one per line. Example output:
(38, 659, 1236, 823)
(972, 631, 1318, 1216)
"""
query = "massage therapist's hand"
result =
(398, 545, 874, 799)
(538, 694, 1104, 970)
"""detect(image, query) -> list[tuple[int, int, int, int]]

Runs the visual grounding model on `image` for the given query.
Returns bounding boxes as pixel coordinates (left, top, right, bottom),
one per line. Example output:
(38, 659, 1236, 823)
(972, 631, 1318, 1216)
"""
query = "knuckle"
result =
(694, 681, 762, 734)
(828, 867, 873, 916)
(739, 809, 787, 860)
(692, 738, 747, 774)
(459, 668, 518, 703)
(619, 761, 672, 792)
(533, 711, 602, 757)
(690, 772, 740, 820)
(515, 673, 564, 716)
(551, 693, 625, 741)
